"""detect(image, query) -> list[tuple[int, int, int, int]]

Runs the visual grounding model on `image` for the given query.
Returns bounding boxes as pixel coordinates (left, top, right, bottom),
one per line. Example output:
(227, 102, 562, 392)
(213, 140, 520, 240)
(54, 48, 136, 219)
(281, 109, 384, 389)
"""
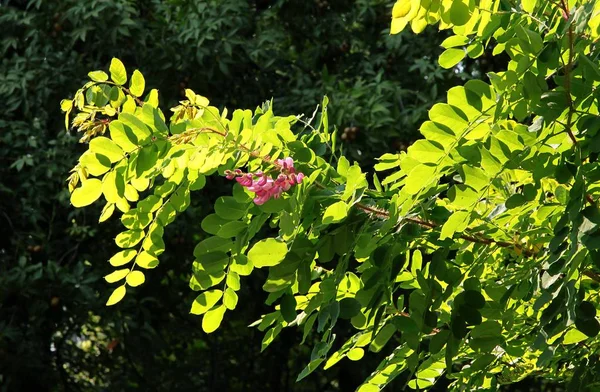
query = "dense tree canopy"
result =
(1, 1, 463, 391)
(61, 0, 600, 391)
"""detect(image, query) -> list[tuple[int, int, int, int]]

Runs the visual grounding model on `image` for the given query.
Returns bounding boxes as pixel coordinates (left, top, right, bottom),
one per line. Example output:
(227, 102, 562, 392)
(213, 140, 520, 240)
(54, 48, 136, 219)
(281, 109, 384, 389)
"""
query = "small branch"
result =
(560, 0, 578, 145)
(352, 198, 529, 255)
(556, 4, 597, 208)
(355, 202, 390, 218)
(587, 194, 596, 205)
(201, 127, 530, 255)
(584, 270, 600, 283)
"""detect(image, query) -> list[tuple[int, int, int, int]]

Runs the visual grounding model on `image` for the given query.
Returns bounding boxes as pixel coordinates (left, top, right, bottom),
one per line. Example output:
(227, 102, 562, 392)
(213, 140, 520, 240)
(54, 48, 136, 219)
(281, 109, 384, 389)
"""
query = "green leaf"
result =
(191, 289, 223, 315)
(369, 323, 396, 353)
(126, 270, 145, 287)
(140, 103, 169, 135)
(80, 152, 111, 176)
(136, 145, 158, 178)
(449, 0, 471, 26)
(191, 269, 225, 291)
(407, 140, 445, 163)
(471, 321, 502, 339)
(440, 211, 470, 240)
(214, 196, 247, 220)
(196, 252, 229, 273)
(339, 298, 361, 319)
(226, 272, 241, 291)
(104, 269, 129, 283)
(109, 120, 138, 153)
(469, 321, 503, 351)
(323, 201, 348, 224)
(404, 164, 436, 195)
(109, 249, 137, 267)
(280, 294, 297, 323)
(202, 305, 227, 333)
(223, 287, 239, 310)
(230, 254, 254, 276)
(138, 195, 163, 213)
(88, 70, 108, 82)
(411, 250, 423, 274)
(129, 70, 145, 97)
(89, 136, 124, 163)
(106, 285, 126, 306)
(194, 237, 233, 258)
(461, 166, 489, 191)
(441, 35, 469, 49)
(109, 58, 127, 85)
(156, 202, 177, 225)
(201, 214, 229, 235)
(216, 221, 247, 238)
(109, 86, 126, 108)
(118, 112, 152, 144)
(439, 48, 466, 69)
(575, 317, 600, 337)
(71, 179, 103, 207)
(248, 238, 288, 268)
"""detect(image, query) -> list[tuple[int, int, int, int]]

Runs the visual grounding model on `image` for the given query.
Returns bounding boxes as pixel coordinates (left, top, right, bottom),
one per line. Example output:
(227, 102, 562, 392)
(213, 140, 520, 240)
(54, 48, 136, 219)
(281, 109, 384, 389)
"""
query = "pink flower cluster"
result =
(225, 157, 305, 205)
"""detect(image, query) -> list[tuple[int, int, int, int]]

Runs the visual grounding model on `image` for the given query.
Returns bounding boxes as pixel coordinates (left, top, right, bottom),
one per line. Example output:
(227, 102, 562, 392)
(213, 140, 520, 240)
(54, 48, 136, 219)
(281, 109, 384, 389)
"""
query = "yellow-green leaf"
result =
(323, 201, 348, 224)
(439, 48, 466, 69)
(104, 269, 129, 283)
(404, 164, 436, 195)
(99, 202, 115, 222)
(71, 179, 103, 207)
(247, 238, 288, 268)
(115, 229, 144, 248)
(126, 270, 145, 287)
(347, 347, 364, 361)
(88, 70, 108, 82)
(191, 289, 223, 315)
(202, 305, 226, 333)
(223, 287, 238, 310)
(522, 0, 537, 14)
(60, 99, 73, 112)
(80, 152, 111, 176)
(449, 0, 471, 26)
(124, 184, 139, 202)
(135, 251, 160, 269)
(102, 170, 125, 203)
(564, 328, 589, 345)
(108, 120, 138, 153)
(106, 285, 126, 306)
(440, 211, 470, 240)
(109, 249, 137, 266)
(109, 58, 127, 85)
(89, 136, 124, 163)
(130, 70, 145, 97)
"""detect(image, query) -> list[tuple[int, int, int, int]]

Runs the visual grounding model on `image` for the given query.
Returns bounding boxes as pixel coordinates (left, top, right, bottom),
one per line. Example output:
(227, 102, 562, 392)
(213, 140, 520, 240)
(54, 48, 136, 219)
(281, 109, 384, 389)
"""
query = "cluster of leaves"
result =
(67, 0, 600, 390)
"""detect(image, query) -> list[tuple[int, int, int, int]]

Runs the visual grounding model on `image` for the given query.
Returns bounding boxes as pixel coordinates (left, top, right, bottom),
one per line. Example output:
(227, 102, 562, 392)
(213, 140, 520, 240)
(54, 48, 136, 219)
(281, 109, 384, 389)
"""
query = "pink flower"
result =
(225, 157, 304, 205)
(236, 174, 253, 187)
